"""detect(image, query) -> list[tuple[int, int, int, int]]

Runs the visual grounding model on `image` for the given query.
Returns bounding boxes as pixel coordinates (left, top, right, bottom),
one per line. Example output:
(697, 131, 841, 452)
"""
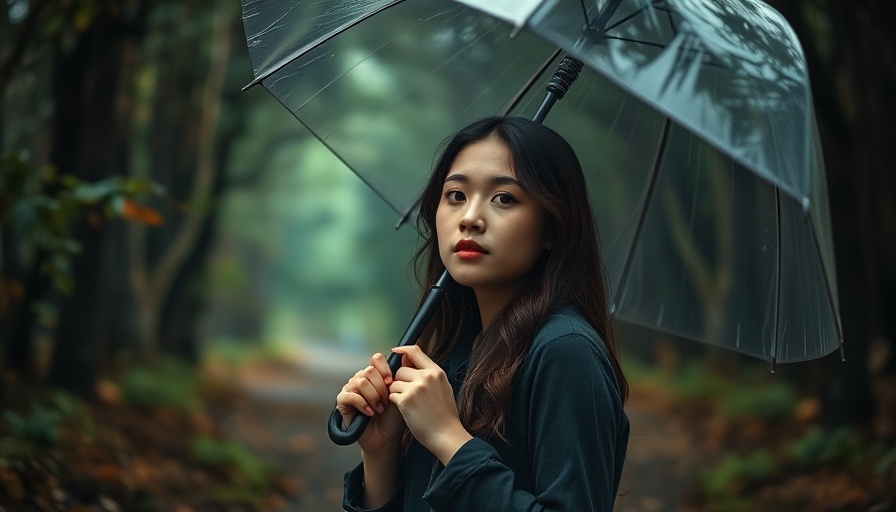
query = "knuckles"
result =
(422, 369, 445, 383)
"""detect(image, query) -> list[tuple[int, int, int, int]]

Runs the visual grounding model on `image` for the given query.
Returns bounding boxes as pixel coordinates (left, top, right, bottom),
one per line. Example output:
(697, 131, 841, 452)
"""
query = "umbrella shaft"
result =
(533, 56, 584, 123)
(328, 271, 450, 445)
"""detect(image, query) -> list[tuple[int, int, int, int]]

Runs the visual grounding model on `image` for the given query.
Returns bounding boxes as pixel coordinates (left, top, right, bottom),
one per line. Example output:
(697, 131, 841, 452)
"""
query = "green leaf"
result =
(2, 410, 26, 430)
(30, 300, 58, 328)
(9, 200, 37, 233)
(71, 178, 124, 202)
(110, 194, 126, 215)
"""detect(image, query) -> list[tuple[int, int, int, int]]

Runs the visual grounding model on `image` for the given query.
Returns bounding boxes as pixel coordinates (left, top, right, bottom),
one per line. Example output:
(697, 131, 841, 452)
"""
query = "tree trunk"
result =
(48, 15, 144, 394)
(130, 3, 234, 362)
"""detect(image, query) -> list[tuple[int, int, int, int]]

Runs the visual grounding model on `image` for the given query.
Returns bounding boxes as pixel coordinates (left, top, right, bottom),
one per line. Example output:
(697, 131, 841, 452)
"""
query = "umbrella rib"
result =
(243, 0, 407, 90)
(611, 117, 671, 315)
(604, 36, 666, 50)
(500, 49, 563, 116)
(592, 0, 624, 32)
(400, 48, 565, 228)
(600, 35, 728, 70)
(604, 6, 647, 32)
(661, 0, 677, 34)
(805, 211, 846, 360)
(601, 2, 729, 70)
(579, 0, 592, 30)
(403, 52, 569, 228)
(772, 188, 781, 371)
(604, 0, 672, 34)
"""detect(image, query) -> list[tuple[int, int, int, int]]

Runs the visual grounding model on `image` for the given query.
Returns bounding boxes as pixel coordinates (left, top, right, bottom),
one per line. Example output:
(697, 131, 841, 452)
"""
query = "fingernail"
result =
(376, 404, 384, 413)
(365, 406, 374, 416)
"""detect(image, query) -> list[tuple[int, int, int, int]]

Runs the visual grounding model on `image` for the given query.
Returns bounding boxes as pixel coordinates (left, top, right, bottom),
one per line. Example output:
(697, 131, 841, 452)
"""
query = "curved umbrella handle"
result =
(328, 350, 403, 445)
(328, 406, 368, 445)
(327, 271, 450, 446)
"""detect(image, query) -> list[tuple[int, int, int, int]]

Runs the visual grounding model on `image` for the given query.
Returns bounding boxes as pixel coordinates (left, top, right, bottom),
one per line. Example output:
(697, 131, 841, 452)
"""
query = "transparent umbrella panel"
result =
(510, 60, 840, 363)
(246, 0, 559, 213)
(240, 0, 842, 363)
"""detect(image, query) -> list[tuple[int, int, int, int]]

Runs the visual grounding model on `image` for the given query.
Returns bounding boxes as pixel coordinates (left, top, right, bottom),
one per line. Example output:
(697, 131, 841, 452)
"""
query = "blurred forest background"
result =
(1, 1, 894, 511)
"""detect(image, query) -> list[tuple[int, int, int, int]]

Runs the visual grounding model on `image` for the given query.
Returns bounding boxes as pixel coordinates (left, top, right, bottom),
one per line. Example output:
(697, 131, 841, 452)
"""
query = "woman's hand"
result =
(389, 346, 472, 465)
(335, 353, 406, 454)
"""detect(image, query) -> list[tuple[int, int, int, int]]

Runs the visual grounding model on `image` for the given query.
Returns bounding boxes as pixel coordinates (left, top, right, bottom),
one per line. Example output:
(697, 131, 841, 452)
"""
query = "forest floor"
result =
(1, 343, 895, 511)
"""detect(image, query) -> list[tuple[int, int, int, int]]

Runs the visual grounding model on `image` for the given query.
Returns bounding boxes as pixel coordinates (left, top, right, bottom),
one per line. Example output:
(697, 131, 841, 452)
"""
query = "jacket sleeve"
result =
(422, 332, 625, 511)
(343, 462, 404, 512)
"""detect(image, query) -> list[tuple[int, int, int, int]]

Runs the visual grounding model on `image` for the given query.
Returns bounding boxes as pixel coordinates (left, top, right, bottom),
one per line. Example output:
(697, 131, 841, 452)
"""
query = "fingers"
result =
(370, 352, 393, 386)
(336, 389, 374, 418)
(336, 353, 392, 416)
(391, 345, 437, 370)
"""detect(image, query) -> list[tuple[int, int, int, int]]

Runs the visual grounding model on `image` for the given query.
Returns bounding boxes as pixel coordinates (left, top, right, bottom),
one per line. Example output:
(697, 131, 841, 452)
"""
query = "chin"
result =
(444, 267, 482, 288)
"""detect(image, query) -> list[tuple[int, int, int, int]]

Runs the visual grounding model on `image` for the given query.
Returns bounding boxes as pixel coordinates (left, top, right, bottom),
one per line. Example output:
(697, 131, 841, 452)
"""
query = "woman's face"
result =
(435, 136, 550, 299)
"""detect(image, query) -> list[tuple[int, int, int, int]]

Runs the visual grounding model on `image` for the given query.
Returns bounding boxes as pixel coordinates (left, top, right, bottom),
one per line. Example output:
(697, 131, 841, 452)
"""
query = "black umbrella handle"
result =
(328, 271, 450, 446)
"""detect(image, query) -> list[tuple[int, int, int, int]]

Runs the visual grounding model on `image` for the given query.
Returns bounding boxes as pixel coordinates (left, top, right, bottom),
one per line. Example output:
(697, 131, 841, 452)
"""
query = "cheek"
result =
(435, 208, 449, 240)
(497, 219, 546, 267)
(516, 214, 549, 250)
(435, 208, 453, 255)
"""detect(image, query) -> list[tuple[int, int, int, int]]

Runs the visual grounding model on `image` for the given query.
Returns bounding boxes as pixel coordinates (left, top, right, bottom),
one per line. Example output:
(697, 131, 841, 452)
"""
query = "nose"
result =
(459, 201, 485, 232)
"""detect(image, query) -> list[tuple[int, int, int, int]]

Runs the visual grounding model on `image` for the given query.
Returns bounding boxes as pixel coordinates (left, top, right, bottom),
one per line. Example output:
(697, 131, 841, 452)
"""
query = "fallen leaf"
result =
(121, 198, 164, 226)
(94, 463, 122, 483)
(96, 379, 121, 405)
(0, 467, 25, 501)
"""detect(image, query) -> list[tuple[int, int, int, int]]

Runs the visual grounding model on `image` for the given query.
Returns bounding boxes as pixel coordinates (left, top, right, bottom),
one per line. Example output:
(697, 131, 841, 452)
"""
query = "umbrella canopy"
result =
(240, 0, 842, 366)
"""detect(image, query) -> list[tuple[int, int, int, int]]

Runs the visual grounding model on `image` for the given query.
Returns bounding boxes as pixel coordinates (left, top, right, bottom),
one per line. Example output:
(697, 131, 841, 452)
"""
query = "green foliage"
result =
(2, 404, 63, 447)
(203, 336, 288, 366)
(705, 450, 776, 492)
(697, 450, 775, 511)
(625, 357, 800, 422)
(721, 381, 799, 421)
(696, 425, 896, 508)
(876, 445, 896, 476)
(671, 361, 730, 401)
(209, 117, 420, 350)
(190, 435, 270, 487)
(40, 0, 110, 35)
(0, 392, 91, 447)
(0, 150, 166, 298)
(788, 426, 864, 469)
(119, 358, 198, 411)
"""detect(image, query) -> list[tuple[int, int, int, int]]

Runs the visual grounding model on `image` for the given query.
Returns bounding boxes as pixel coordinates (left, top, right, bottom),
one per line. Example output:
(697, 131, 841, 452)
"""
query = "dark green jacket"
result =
(343, 307, 629, 511)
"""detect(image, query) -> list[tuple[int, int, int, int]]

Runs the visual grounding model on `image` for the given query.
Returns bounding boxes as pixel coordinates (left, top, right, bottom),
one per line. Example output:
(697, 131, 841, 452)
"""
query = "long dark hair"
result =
(413, 116, 628, 439)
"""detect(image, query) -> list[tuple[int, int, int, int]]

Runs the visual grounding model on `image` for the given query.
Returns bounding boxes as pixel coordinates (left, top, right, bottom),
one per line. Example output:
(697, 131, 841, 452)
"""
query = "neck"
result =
(473, 286, 518, 330)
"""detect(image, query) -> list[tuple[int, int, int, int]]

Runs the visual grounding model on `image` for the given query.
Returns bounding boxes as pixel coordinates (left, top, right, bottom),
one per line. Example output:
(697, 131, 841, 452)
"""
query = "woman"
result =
(336, 116, 629, 511)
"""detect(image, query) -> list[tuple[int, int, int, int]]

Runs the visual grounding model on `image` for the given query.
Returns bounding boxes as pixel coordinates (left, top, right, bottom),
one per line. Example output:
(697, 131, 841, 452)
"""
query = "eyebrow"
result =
(444, 173, 521, 187)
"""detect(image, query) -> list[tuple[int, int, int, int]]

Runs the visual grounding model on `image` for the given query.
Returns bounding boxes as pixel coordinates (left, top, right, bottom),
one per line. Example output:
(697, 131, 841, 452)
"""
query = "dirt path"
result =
(217, 344, 715, 512)
(616, 395, 719, 512)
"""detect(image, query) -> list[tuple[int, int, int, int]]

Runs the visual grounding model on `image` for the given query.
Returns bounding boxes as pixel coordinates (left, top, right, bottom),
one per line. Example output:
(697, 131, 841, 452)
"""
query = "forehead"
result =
(446, 137, 516, 180)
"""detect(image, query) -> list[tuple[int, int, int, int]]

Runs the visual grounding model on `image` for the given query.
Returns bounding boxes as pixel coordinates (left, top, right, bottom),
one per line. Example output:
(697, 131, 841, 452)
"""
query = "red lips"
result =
(454, 239, 487, 253)
(454, 240, 488, 259)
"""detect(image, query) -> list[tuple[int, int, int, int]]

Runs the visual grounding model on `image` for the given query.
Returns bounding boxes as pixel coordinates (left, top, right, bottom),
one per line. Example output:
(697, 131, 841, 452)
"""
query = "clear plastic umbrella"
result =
(240, 0, 842, 368)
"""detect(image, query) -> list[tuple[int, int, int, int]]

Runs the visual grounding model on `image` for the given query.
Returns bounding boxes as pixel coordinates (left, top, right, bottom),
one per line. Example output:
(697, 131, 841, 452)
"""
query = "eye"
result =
(493, 193, 515, 205)
(446, 190, 466, 203)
